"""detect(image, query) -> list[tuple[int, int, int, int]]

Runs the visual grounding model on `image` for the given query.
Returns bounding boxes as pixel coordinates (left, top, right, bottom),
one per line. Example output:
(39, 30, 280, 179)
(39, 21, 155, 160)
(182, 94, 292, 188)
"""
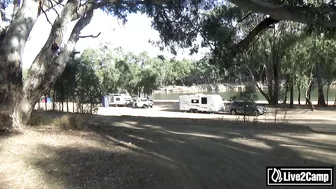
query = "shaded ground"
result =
(1, 113, 336, 189)
(98, 102, 336, 133)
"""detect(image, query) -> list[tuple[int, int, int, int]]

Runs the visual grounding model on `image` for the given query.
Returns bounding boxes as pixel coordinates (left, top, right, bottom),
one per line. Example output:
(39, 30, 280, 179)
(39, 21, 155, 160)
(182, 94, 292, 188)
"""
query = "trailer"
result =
(179, 94, 225, 113)
(108, 93, 132, 107)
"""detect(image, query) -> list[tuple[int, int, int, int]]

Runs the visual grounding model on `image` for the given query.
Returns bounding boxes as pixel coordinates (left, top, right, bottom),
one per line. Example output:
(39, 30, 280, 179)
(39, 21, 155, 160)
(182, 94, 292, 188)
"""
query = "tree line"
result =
(33, 46, 220, 113)
(197, 10, 336, 109)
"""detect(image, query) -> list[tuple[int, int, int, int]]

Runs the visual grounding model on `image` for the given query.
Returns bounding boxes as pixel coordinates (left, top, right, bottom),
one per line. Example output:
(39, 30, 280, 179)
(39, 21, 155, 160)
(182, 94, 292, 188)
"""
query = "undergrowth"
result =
(30, 113, 88, 131)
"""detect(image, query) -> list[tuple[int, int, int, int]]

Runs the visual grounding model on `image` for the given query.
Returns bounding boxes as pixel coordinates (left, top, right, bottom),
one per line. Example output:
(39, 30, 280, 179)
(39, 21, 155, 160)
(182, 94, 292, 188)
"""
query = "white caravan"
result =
(109, 93, 132, 106)
(179, 94, 224, 113)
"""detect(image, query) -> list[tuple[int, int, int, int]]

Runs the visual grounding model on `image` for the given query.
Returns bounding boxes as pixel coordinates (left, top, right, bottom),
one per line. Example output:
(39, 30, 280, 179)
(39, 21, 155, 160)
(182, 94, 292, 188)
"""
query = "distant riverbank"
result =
(151, 85, 336, 102)
(154, 84, 247, 93)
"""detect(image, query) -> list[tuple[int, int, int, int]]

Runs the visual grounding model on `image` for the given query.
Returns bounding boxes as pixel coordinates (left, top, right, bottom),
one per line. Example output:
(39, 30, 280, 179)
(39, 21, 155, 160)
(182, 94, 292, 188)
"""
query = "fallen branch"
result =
(79, 32, 101, 38)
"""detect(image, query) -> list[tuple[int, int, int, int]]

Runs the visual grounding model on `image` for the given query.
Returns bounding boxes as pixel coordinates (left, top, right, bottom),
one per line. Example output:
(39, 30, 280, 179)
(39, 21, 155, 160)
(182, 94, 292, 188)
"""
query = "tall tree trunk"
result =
(72, 91, 75, 113)
(326, 83, 330, 106)
(305, 79, 315, 111)
(66, 81, 69, 112)
(245, 67, 272, 104)
(0, 0, 40, 129)
(283, 75, 289, 104)
(53, 89, 56, 110)
(308, 84, 312, 104)
(308, 84, 313, 101)
(290, 80, 294, 108)
(61, 83, 64, 112)
(44, 94, 47, 110)
(316, 63, 326, 106)
(13, 8, 94, 126)
(297, 84, 301, 105)
(37, 97, 40, 110)
(273, 56, 280, 106)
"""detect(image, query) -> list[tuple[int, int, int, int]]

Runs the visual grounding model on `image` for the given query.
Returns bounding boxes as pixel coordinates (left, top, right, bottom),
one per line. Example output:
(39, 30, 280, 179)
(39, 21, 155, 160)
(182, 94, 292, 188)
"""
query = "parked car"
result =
(227, 101, 267, 116)
(133, 98, 154, 108)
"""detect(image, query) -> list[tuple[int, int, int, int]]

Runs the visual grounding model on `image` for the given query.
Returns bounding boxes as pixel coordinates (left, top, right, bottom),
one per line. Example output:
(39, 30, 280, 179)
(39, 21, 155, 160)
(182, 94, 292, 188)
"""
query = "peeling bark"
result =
(0, 0, 40, 130)
(14, 10, 94, 126)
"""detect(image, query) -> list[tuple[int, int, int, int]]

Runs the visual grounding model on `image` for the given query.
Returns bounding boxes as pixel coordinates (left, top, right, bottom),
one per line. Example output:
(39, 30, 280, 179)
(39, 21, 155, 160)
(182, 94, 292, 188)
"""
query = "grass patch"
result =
(52, 114, 88, 131)
(29, 112, 88, 131)
(29, 113, 54, 126)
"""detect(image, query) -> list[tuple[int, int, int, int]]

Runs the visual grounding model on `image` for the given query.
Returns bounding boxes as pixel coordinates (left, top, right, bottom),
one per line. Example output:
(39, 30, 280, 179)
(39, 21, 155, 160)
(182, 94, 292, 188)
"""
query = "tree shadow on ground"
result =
(31, 115, 336, 189)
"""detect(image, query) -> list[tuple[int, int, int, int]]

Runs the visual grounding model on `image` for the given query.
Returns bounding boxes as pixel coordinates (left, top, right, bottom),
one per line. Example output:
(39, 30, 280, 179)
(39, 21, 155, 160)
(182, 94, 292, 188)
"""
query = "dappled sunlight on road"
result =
(162, 130, 226, 139)
(229, 137, 273, 150)
(2, 112, 336, 189)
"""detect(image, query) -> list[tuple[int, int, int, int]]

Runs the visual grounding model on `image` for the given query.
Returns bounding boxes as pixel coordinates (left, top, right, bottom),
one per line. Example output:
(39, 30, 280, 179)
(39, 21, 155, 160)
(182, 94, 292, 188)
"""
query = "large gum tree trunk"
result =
(316, 63, 326, 106)
(13, 9, 94, 126)
(0, 0, 40, 130)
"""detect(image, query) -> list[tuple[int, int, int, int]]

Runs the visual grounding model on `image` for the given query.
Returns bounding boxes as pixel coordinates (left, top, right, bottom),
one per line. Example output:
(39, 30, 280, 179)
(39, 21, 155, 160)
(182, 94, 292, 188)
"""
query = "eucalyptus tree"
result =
(0, 0, 223, 130)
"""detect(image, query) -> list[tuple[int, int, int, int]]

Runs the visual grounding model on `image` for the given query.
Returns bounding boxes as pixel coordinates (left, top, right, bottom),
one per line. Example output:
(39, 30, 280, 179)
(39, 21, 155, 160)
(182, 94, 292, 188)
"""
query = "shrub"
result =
(52, 114, 87, 130)
(230, 85, 258, 102)
(29, 113, 54, 126)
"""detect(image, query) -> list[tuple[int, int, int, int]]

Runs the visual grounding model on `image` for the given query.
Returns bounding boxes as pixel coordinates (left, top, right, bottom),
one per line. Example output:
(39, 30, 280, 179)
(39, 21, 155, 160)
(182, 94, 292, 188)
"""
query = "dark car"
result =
(228, 101, 267, 116)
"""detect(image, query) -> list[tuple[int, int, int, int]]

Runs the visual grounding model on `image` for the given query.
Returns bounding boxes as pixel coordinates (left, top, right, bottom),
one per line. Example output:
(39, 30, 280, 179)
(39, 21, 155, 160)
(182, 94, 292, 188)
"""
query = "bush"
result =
(230, 85, 258, 102)
(52, 114, 87, 130)
(29, 113, 54, 126)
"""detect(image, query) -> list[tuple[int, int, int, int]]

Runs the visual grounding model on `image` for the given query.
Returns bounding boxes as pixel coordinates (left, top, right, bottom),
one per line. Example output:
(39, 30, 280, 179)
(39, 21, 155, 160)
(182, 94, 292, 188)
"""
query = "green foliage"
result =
(230, 85, 258, 102)
(53, 46, 222, 108)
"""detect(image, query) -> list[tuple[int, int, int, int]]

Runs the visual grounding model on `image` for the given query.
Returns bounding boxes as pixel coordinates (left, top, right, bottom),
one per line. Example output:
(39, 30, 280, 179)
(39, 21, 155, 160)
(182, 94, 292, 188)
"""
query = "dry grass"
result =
(29, 112, 88, 131)
(29, 113, 54, 126)
(52, 114, 88, 131)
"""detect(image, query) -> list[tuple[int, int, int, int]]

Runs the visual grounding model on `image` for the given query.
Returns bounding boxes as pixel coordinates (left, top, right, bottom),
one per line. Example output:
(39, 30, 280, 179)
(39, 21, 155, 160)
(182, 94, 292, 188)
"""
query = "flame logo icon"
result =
(271, 168, 283, 182)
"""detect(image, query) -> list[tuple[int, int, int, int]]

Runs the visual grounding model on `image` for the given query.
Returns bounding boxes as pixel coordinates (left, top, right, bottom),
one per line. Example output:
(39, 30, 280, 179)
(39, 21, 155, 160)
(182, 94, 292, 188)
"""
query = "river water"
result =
(151, 88, 336, 101)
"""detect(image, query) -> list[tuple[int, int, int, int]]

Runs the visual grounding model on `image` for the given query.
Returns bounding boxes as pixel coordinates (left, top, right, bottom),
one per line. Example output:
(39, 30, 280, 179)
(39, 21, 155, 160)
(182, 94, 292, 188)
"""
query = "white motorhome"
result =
(179, 94, 225, 113)
(109, 93, 132, 106)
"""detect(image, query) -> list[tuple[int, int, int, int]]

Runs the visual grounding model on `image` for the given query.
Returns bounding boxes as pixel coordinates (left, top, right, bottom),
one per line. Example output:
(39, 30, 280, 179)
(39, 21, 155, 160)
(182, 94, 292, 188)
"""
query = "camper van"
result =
(109, 93, 132, 107)
(179, 94, 224, 113)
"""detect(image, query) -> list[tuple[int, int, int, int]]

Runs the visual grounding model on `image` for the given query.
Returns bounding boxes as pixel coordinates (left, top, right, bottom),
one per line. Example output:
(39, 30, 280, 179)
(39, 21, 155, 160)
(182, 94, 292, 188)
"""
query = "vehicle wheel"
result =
(194, 109, 198, 113)
(230, 110, 236, 115)
(150, 106, 153, 108)
(143, 104, 148, 109)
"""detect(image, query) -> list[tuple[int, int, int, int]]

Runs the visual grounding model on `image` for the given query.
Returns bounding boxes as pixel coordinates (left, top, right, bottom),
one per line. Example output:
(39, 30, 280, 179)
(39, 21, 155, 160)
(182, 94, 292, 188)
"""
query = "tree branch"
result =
(234, 17, 279, 53)
(79, 32, 101, 38)
(41, 5, 54, 26)
(230, 0, 336, 27)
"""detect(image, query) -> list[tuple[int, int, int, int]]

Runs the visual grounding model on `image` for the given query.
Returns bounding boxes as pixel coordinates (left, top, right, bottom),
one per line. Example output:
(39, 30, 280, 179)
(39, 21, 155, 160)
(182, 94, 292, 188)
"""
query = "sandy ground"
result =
(0, 104, 336, 189)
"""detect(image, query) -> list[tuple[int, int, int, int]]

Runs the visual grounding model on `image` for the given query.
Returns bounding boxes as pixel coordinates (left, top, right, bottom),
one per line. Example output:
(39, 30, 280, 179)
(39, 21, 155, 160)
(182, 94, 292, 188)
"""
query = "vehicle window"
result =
(201, 97, 207, 104)
(191, 99, 199, 103)
(116, 98, 120, 101)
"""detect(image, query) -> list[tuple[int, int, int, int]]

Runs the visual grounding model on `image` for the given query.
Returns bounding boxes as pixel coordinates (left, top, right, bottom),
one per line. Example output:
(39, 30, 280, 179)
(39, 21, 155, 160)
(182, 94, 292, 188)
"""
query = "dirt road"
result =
(1, 112, 336, 189)
(98, 103, 336, 133)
